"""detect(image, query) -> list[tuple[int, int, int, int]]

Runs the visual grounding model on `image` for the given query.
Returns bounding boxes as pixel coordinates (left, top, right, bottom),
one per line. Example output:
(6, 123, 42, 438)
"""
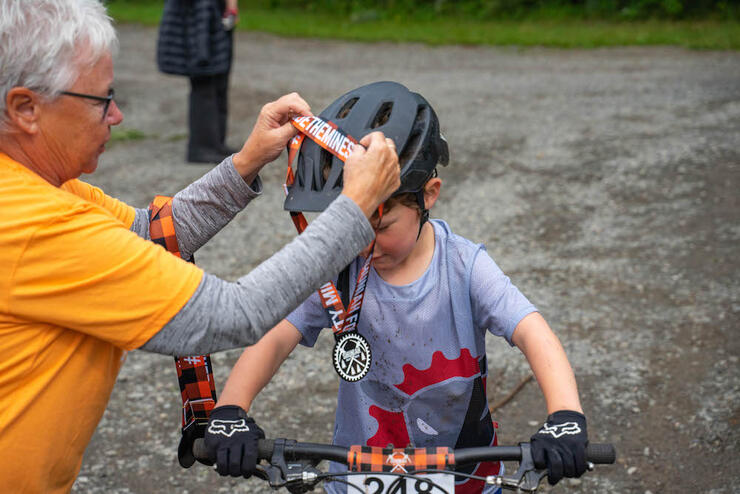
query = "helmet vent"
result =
(398, 105, 427, 166)
(336, 97, 359, 119)
(317, 150, 333, 190)
(371, 102, 393, 129)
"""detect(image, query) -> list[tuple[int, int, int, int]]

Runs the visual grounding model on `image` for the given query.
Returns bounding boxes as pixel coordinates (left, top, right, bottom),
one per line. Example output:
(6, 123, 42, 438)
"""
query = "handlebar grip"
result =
(192, 438, 212, 464)
(257, 438, 275, 460)
(191, 438, 276, 464)
(586, 443, 616, 464)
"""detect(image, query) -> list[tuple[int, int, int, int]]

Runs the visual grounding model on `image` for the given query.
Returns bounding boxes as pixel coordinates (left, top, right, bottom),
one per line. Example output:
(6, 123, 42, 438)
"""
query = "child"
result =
(203, 82, 589, 493)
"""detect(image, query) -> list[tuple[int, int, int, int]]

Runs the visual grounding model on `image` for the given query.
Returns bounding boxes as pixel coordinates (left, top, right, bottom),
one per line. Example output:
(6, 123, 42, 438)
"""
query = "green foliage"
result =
(253, 0, 738, 19)
(103, 0, 162, 24)
(104, 0, 740, 48)
(244, 0, 737, 20)
(105, 0, 737, 20)
(109, 127, 152, 145)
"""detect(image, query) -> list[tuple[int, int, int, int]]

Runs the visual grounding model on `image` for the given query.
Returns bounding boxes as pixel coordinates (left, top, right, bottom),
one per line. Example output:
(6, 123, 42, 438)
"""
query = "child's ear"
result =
(423, 178, 442, 210)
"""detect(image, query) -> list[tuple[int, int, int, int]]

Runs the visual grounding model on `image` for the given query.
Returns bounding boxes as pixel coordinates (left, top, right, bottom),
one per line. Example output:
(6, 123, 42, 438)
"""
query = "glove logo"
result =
(538, 421, 582, 439)
(208, 418, 250, 437)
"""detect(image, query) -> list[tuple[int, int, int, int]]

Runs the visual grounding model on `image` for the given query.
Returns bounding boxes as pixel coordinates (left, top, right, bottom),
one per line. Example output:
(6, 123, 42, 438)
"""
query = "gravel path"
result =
(72, 25, 739, 493)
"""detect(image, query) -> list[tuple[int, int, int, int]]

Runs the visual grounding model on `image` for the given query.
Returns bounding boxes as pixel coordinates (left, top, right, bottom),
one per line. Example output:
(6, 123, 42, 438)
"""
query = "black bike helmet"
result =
(284, 81, 449, 217)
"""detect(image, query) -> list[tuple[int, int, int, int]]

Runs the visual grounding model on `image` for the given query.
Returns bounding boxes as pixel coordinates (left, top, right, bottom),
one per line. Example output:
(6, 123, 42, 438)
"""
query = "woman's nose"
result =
(107, 100, 124, 125)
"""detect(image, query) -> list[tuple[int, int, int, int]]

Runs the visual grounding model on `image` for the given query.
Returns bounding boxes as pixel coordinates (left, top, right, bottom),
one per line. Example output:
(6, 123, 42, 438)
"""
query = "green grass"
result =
(105, 2, 739, 49)
(109, 127, 152, 144)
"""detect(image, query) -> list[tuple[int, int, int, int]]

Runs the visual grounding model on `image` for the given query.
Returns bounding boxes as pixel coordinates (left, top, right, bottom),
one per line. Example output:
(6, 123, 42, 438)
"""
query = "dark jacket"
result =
(157, 0, 232, 77)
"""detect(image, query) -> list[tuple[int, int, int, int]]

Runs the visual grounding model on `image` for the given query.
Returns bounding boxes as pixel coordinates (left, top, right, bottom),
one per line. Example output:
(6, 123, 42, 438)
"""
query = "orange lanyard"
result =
(285, 116, 379, 381)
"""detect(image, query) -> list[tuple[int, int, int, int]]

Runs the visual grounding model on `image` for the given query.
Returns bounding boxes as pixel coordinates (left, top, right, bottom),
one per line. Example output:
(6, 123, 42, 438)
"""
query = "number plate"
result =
(347, 473, 454, 494)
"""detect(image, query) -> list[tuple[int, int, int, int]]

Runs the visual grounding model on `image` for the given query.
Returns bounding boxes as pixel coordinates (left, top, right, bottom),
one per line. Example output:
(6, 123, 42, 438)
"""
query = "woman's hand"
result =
(222, 0, 238, 30)
(232, 93, 312, 183)
(341, 132, 401, 218)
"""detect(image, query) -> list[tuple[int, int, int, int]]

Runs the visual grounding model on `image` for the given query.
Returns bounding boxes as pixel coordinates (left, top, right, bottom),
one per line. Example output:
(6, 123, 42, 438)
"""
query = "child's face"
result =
(368, 203, 422, 273)
(362, 178, 441, 273)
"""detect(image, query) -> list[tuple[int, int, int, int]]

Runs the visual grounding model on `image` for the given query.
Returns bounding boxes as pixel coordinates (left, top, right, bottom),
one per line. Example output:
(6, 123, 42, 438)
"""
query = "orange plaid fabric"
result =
(174, 355, 217, 430)
(149, 195, 181, 256)
(347, 445, 454, 474)
(148, 196, 217, 431)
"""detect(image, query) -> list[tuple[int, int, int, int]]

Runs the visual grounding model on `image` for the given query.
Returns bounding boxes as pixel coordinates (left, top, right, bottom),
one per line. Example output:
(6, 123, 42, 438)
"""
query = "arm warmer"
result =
(128, 156, 261, 259)
(128, 156, 374, 355)
(140, 195, 373, 355)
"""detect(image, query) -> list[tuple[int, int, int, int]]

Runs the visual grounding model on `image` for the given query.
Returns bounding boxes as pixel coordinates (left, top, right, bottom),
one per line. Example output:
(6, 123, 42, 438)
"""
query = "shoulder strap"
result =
(148, 195, 218, 468)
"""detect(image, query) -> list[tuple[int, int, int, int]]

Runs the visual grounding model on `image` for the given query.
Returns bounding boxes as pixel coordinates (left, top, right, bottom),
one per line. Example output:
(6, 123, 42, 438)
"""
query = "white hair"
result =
(0, 0, 118, 130)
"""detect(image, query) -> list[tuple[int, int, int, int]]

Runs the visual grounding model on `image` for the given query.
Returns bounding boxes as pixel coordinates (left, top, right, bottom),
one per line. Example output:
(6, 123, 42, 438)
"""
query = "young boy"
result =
(203, 82, 589, 493)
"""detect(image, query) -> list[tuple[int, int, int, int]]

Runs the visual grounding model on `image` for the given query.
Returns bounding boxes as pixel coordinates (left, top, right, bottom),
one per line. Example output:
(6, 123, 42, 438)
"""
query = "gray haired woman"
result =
(0, 1, 400, 491)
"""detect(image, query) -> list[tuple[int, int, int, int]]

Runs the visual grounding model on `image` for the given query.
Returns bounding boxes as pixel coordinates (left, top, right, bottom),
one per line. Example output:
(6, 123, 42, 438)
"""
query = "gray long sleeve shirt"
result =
(131, 157, 374, 355)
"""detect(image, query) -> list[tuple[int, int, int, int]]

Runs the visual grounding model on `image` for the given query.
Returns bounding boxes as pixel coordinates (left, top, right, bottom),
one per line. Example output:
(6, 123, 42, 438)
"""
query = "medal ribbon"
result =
(148, 196, 217, 467)
(285, 115, 381, 338)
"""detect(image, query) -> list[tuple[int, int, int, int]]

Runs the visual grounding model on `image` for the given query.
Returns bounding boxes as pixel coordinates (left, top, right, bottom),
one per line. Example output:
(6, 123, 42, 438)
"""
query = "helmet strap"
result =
(415, 190, 429, 240)
(414, 169, 437, 239)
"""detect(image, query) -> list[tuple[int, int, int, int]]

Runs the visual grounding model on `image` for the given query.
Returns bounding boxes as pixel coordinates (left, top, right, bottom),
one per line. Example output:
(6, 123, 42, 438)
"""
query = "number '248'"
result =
(361, 475, 445, 494)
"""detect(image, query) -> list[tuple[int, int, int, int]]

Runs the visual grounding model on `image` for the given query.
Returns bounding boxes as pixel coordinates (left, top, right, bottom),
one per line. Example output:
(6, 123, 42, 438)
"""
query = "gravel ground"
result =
(72, 25, 739, 494)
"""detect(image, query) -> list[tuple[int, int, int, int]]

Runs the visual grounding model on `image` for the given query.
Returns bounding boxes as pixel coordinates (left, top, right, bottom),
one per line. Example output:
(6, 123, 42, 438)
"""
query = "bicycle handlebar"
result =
(193, 437, 616, 466)
(193, 437, 615, 492)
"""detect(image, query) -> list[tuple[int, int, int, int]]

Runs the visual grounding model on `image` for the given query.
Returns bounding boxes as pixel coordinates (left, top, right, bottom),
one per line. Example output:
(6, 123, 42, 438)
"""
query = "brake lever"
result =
(259, 438, 289, 488)
(261, 438, 321, 491)
(498, 443, 547, 492)
(253, 464, 271, 481)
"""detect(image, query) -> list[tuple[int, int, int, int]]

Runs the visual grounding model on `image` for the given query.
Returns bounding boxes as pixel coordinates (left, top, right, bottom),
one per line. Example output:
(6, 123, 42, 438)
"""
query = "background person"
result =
(0, 1, 400, 492)
(203, 82, 589, 492)
(157, 0, 239, 163)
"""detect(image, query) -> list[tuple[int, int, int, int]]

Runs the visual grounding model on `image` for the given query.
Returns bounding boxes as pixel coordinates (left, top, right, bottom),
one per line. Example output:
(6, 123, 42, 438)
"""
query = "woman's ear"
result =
(5, 87, 42, 134)
(423, 177, 442, 210)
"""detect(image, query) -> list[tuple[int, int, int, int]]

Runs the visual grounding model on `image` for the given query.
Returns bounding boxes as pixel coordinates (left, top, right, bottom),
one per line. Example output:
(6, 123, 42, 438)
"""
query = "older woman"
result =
(0, 1, 400, 492)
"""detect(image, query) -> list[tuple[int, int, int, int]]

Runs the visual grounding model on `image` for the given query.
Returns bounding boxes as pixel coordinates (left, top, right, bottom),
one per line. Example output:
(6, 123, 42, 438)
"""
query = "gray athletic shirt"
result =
(131, 156, 375, 355)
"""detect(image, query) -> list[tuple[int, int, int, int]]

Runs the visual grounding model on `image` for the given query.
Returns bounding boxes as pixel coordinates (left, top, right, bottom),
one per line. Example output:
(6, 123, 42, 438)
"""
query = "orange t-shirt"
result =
(0, 153, 203, 492)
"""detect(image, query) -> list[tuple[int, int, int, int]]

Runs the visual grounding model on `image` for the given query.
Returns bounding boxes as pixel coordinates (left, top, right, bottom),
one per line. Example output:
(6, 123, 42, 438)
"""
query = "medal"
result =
(333, 332, 372, 382)
(285, 115, 379, 382)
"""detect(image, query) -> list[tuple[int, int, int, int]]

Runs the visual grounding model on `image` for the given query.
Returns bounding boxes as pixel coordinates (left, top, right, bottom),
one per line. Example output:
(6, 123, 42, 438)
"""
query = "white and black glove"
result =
(530, 410, 588, 485)
(204, 405, 265, 478)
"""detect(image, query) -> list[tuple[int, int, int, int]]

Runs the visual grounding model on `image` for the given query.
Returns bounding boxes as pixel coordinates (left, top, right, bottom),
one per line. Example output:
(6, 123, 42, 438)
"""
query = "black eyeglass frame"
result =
(59, 88, 115, 120)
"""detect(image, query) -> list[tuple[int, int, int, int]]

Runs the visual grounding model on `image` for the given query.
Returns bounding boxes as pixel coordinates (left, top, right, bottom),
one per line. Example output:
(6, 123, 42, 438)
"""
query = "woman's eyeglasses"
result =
(59, 88, 115, 120)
